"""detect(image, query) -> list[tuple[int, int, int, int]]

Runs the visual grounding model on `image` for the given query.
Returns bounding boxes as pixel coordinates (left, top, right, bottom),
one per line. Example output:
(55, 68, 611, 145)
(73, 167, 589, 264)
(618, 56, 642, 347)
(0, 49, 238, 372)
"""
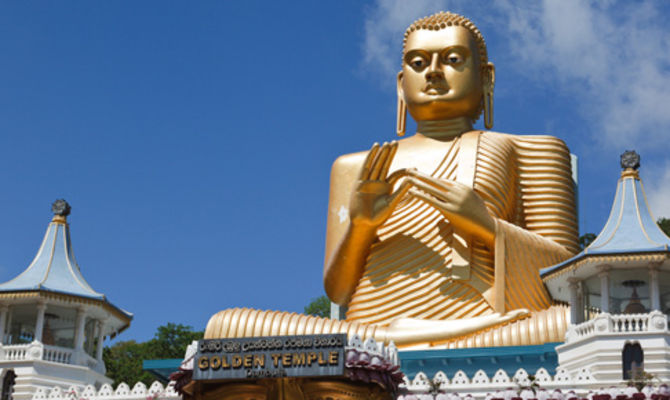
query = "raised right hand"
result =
(349, 142, 412, 230)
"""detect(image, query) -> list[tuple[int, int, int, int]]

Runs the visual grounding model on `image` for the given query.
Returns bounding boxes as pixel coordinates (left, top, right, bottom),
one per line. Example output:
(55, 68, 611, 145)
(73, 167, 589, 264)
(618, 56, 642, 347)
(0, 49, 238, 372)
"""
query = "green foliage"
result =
(103, 340, 156, 387)
(627, 368, 657, 391)
(304, 295, 330, 318)
(103, 323, 203, 386)
(149, 322, 204, 359)
(658, 217, 670, 237)
(579, 233, 596, 249)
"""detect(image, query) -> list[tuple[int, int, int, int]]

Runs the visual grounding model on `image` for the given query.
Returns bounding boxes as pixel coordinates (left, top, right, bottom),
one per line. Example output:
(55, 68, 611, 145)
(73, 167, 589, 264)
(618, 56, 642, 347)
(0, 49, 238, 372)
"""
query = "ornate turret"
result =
(541, 152, 670, 384)
(0, 200, 132, 399)
(542, 151, 670, 322)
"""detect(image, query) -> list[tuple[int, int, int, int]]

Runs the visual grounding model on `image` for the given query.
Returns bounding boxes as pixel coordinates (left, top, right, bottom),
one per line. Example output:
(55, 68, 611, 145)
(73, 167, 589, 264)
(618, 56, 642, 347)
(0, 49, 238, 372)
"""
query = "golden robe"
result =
(205, 132, 579, 348)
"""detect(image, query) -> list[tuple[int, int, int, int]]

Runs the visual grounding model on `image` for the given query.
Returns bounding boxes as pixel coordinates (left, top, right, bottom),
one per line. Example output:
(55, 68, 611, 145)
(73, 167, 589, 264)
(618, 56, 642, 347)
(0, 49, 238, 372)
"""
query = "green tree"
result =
(147, 322, 203, 359)
(103, 340, 156, 387)
(103, 323, 203, 386)
(658, 217, 670, 237)
(304, 295, 330, 318)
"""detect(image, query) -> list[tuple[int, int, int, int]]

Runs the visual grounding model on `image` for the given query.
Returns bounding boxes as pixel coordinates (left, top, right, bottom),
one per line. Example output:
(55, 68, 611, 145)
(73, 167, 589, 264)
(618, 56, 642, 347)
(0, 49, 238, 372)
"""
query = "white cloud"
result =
(644, 162, 670, 219)
(497, 0, 670, 150)
(362, 0, 670, 151)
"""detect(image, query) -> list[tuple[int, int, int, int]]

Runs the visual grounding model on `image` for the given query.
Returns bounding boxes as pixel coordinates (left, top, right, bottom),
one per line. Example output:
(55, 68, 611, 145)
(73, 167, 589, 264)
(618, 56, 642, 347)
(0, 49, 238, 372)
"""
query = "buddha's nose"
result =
(426, 53, 444, 81)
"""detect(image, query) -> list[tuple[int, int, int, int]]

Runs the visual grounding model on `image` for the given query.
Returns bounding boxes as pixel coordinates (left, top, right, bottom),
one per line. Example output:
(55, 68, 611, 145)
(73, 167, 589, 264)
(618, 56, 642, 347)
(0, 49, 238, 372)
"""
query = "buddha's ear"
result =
(483, 62, 495, 130)
(483, 62, 495, 91)
(396, 71, 406, 137)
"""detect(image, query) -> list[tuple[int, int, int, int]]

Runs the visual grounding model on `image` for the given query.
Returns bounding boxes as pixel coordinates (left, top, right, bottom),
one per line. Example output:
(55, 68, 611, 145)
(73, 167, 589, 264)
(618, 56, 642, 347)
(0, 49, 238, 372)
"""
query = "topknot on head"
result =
(403, 11, 488, 64)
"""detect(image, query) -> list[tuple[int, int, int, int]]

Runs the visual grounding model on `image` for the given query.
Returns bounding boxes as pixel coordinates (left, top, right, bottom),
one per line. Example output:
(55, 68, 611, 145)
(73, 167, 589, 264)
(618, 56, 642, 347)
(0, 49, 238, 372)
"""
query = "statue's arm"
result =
(515, 135, 580, 254)
(323, 143, 411, 305)
(323, 153, 374, 305)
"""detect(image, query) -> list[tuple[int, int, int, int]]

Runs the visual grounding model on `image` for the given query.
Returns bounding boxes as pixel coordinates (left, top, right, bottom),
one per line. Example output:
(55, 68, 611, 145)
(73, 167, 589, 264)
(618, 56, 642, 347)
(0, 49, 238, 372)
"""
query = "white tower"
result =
(543, 152, 670, 385)
(0, 200, 132, 400)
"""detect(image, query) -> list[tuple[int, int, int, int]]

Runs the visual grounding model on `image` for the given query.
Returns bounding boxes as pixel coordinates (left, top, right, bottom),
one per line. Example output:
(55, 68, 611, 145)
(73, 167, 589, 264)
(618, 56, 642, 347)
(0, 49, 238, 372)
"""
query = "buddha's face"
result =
(399, 26, 487, 122)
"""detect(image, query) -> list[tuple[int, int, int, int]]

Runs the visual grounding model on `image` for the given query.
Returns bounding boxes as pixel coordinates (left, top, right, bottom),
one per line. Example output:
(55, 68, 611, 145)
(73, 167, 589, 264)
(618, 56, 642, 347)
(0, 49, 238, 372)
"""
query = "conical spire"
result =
(542, 151, 670, 279)
(585, 150, 670, 253)
(0, 200, 105, 299)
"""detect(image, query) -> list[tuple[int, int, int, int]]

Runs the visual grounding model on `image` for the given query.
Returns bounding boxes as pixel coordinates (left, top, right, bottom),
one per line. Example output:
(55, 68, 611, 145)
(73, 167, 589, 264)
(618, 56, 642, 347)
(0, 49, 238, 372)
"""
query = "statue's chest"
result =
(389, 140, 460, 177)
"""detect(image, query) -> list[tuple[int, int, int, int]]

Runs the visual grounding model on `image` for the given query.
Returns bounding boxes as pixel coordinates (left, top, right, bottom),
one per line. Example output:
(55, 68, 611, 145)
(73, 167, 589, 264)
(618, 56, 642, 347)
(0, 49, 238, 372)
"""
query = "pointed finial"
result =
(51, 199, 71, 222)
(620, 150, 640, 170)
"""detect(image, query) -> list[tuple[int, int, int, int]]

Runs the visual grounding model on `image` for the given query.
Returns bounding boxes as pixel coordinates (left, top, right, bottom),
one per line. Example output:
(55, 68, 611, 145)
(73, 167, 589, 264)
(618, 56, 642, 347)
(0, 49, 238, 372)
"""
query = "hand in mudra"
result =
(349, 142, 412, 230)
(405, 170, 496, 246)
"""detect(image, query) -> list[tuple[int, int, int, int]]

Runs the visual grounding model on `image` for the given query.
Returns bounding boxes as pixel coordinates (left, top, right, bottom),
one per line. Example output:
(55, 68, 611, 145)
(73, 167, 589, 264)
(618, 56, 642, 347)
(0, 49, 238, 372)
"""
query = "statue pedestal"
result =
(190, 378, 391, 400)
(173, 335, 402, 400)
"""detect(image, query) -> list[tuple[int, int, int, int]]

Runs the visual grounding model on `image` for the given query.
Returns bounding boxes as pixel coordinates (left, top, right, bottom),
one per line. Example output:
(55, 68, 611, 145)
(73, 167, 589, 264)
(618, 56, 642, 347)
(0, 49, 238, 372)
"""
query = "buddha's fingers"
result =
(369, 142, 391, 181)
(359, 143, 380, 180)
(405, 169, 453, 192)
(408, 188, 453, 214)
(388, 180, 412, 210)
(379, 141, 398, 179)
(408, 178, 453, 206)
(387, 168, 415, 186)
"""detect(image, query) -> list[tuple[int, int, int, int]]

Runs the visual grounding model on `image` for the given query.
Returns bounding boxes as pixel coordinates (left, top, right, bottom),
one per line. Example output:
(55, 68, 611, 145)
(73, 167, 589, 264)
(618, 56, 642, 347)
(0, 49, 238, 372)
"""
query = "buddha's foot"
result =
(385, 309, 530, 346)
(439, 304, 570, 348)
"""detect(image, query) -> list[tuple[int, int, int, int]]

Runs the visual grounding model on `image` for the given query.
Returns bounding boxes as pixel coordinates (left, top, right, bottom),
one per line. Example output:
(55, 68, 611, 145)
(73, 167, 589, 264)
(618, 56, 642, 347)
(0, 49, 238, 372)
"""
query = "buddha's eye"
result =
(408, 56, 428, 69)
(444, 52, 464, 65)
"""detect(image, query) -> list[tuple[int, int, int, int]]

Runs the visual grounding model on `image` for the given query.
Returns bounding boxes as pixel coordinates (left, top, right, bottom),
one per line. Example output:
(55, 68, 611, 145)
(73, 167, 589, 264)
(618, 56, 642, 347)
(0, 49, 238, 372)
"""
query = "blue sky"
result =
(0, 1, 668, 344)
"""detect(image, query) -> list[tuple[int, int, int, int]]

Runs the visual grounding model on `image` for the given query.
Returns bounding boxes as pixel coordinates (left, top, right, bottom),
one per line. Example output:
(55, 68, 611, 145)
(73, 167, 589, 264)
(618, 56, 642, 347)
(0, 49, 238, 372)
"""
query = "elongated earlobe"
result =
(396, 71, 406, 137)
(483, 62, 495, 130)
(397, 95, 407, 137)
(484, 90, 493, 130)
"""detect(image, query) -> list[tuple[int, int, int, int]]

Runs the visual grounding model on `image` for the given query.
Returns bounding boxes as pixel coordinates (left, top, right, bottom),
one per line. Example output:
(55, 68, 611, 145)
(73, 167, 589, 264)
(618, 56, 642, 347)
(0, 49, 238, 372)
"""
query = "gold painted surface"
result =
(441, 304, 569, 348)
(205, 12, 578, 348)
(195, 379, 390, 400)
(200, 382, 269, 400)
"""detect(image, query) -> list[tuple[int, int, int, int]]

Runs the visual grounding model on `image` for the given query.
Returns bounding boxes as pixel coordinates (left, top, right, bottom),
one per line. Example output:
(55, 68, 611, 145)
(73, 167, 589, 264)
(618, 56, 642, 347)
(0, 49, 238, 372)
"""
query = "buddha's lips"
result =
(423, 84, 448, 94)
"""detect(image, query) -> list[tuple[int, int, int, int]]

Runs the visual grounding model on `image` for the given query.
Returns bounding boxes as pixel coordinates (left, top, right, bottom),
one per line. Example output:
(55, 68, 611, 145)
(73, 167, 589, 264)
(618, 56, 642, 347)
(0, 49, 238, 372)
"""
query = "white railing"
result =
(0, 342, 102, 369)
(573, 318, 597, 337)
(611, 313, 649, 332)
(3, 343, 29, 361)
(42, 345, 73, 364)
(566, 310, 668, 342)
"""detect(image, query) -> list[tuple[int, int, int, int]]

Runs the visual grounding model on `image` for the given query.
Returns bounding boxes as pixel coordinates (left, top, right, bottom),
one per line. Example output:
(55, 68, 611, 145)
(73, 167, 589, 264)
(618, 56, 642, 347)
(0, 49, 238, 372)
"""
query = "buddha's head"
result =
(397, 12, 495, 133)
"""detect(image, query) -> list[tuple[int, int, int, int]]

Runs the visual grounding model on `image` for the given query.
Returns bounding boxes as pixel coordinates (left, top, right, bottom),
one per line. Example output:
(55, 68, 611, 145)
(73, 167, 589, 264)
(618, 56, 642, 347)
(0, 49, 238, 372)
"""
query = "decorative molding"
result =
(32, 381, 179, 400)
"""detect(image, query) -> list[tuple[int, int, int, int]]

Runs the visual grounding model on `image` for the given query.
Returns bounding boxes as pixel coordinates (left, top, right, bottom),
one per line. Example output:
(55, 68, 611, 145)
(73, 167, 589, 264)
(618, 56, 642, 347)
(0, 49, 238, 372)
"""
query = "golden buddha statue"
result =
(205, 12, 579, 348)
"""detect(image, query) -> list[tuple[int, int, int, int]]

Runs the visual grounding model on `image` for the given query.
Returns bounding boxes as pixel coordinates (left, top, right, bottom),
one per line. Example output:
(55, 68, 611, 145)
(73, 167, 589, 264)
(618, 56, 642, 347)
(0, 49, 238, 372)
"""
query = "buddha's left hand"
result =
(404, 170, 495, 247)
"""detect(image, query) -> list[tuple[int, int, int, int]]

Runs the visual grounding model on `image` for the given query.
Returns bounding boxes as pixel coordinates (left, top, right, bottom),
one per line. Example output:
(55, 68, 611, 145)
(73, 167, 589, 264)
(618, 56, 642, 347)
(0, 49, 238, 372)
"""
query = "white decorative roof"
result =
(542, 152, 670, 281)
(0, 200, 132, 319)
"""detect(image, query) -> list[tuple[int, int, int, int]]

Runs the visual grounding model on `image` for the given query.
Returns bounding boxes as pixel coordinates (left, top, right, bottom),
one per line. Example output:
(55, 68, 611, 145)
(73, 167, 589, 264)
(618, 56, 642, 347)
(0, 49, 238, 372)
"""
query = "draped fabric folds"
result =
(345, 132, 578, 327)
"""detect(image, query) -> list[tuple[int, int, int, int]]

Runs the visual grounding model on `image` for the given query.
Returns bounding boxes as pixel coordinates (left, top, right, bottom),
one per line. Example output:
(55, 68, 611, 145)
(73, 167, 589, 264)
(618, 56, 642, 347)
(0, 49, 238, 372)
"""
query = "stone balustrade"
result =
(3, 343, 29, 361)
(0, 341, 102, 372)
(42, 344, 74, 364)
(565, 311, 668, 343)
